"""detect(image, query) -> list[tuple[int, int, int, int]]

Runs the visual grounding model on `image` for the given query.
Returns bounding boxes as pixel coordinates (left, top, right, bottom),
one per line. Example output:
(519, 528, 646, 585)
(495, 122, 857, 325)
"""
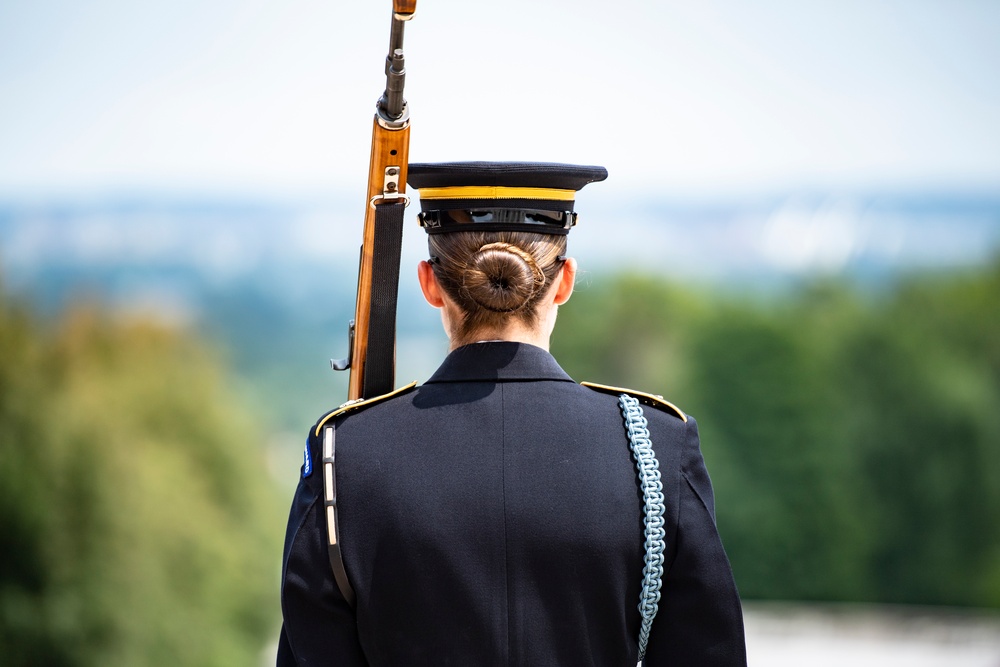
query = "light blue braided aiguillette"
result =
(619, 394, 666, 661)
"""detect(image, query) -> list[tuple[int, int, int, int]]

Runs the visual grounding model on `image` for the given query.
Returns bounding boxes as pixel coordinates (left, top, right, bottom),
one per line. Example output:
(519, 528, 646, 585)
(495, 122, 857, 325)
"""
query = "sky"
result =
(1, 0, 999, 199)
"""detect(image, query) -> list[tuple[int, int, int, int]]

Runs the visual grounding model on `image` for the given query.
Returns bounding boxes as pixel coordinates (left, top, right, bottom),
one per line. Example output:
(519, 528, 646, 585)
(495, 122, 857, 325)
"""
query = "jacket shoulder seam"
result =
(313, 382, 418, 437)
(580, 381, 687, 422)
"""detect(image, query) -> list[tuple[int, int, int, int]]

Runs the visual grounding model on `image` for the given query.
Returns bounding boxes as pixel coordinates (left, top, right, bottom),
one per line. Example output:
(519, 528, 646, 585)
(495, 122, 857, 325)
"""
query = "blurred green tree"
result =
(0, 283, 282, 666)
(553, 260, 1000, 608)
(838, 265, 1000, 607)
(684, 289, 871, 602)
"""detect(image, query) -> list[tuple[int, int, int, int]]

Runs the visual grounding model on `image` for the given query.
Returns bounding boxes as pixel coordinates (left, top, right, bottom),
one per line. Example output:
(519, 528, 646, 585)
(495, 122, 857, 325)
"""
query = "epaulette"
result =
(313, 382, 418, 437)
(581, 381, 687, 422)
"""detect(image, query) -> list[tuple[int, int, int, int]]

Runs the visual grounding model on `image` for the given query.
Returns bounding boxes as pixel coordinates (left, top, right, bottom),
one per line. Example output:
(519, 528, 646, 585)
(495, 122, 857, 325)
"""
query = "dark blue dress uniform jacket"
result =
(278, 342, 746, 666)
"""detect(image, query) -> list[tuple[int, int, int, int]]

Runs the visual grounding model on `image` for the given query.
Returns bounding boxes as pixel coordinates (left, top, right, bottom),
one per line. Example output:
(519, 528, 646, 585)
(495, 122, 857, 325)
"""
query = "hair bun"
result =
(462, 242, 546, 313)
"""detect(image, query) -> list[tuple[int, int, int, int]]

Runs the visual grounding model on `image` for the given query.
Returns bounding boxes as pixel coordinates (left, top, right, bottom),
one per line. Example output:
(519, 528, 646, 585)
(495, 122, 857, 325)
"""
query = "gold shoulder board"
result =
(580, 381, 687, 423)
(314, 382, 418, 437)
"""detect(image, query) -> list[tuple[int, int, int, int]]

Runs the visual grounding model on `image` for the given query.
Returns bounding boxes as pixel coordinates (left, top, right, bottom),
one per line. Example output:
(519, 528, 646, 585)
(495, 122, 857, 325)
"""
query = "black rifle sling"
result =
(363, 200, 405, 398)
(322, 424, 356, 607)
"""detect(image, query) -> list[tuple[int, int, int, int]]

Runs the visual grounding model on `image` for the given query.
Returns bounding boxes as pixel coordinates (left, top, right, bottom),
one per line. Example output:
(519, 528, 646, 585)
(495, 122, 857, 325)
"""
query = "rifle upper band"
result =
(376, 102, 410, 130)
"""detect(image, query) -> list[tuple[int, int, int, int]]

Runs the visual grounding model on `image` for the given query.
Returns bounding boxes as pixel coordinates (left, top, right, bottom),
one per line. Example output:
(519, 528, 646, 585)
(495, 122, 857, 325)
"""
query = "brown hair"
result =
(428, 231, 567, 344)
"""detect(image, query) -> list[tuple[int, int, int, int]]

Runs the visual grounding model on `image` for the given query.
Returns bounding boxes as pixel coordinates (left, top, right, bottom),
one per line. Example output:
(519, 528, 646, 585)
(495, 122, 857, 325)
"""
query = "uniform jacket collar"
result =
(425, 342, 576, 384)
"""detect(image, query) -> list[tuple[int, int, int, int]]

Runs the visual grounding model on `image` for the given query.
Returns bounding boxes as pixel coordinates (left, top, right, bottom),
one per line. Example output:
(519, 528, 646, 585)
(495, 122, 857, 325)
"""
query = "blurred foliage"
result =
(554, 260, 1000, 608)
(0, 282, 283, 666)
(4, 242, 998, 667)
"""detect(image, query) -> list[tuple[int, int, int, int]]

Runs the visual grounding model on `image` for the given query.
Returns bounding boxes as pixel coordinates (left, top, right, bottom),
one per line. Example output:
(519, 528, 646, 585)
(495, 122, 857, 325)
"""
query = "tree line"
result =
(553, 260, 1000, 608)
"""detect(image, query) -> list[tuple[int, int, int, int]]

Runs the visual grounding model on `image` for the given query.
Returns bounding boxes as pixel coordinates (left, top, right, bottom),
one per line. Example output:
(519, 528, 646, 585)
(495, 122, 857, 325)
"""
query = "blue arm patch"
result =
(302, 438, 313, 478)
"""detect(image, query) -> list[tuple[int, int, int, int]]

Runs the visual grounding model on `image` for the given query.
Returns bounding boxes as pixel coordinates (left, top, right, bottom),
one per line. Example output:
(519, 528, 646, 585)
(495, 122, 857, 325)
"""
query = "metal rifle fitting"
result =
(382, 49, 406, 119)
(376, 13, 409, 129)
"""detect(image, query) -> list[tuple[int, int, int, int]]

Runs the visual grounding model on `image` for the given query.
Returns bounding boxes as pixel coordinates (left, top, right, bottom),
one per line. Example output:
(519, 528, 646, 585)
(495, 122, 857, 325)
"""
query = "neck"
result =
(442, 293, 560, 352)
(451, 323, 550, 351)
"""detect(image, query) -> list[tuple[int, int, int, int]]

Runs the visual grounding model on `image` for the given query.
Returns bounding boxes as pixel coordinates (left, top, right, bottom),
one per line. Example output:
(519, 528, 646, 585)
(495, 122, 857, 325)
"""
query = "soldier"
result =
(278, 162, 747, 666)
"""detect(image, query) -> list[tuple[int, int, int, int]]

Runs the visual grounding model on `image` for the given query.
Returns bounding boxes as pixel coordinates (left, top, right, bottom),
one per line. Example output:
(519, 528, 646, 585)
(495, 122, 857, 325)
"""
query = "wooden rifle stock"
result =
(333, 2, 417, 401)
(394, 0, 417, 15)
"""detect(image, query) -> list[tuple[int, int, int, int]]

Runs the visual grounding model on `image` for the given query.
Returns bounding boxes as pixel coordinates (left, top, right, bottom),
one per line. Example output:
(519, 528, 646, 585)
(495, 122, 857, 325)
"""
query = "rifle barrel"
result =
(379, 12, 410, 123)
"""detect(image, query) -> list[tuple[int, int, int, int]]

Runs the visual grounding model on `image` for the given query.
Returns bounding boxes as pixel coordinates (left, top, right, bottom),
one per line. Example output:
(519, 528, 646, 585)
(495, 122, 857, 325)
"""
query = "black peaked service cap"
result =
(408, 162, 608, 235)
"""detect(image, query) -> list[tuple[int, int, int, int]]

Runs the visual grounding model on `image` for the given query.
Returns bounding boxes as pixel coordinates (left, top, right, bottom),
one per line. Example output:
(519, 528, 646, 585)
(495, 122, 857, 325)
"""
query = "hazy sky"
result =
(1, 0, 998, 198)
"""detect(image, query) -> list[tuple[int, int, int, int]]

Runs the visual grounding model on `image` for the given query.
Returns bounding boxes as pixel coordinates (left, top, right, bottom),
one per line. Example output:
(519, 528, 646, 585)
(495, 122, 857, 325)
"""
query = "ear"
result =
(552, 257, 576, 305)
(417, 260, 445, 308)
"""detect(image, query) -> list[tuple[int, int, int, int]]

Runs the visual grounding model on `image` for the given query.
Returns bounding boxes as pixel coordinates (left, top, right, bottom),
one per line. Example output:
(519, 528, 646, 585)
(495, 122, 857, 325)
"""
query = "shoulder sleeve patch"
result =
(313, 381, 419, 437)
(580, 381, 687, 422)
(301, 437, 313, 478)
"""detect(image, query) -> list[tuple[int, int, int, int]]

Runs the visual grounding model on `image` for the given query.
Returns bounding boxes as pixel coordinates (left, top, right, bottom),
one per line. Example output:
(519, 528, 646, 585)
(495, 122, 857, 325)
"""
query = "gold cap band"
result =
(416, 186, 577, 202)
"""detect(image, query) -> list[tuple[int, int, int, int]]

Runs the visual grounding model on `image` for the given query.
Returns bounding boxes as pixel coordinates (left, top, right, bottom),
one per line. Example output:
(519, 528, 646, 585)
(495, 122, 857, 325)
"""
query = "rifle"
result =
(331, 0, 417, 400)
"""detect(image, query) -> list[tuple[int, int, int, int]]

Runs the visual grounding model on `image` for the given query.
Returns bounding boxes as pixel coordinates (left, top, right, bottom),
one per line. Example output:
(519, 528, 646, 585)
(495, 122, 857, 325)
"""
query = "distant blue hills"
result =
(2, 190, 997, 430)
(3, 189, 998, 281)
